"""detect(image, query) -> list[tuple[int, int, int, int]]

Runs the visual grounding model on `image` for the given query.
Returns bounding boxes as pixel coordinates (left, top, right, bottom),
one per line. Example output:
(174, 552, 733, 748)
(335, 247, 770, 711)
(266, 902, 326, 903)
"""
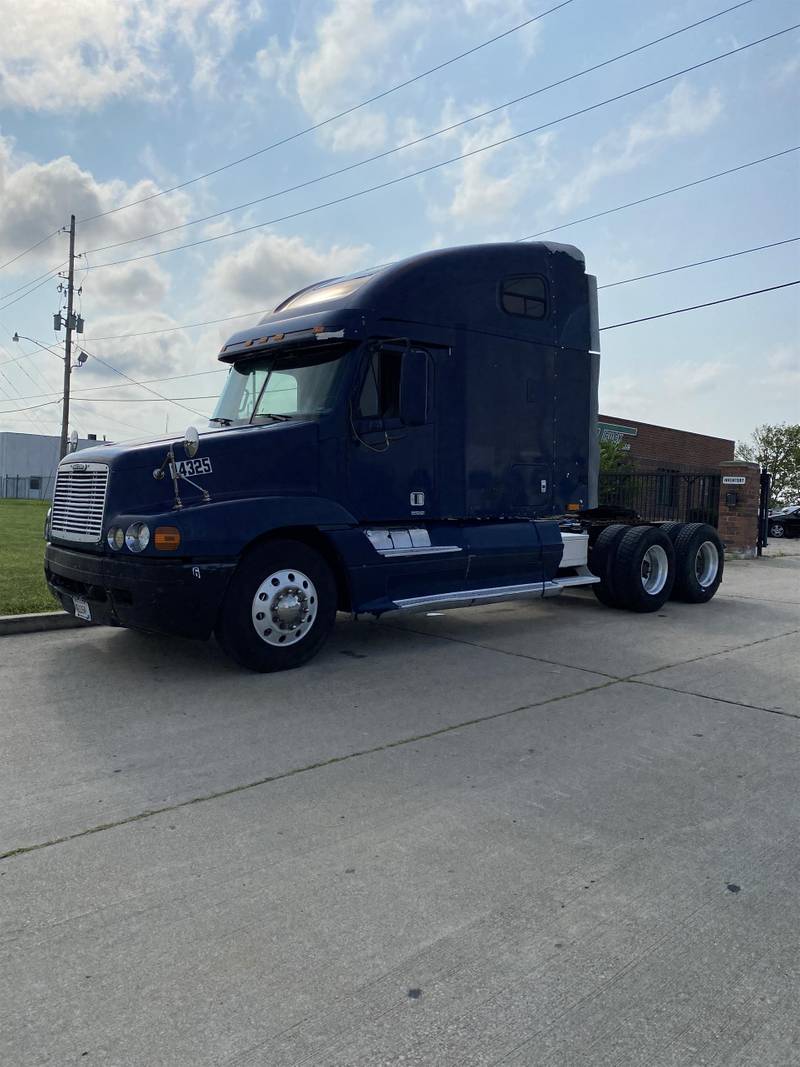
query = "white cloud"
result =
(256, 0, 423, 152)
(0, 134, 191, 273)
(599, 374, 651, 418)
(769, 54, 800, 89)
(552, 82, 724, 215)
(204, 231, 371, 312)
(0, 0, 262, 111)
(461, 0, 542, 55)
(600, 359, 728, 421)
(662, 359, 728, 395)
(423, 100, 553, 227)
(759, 344, 800, 390)
(83, 262, 172, 313)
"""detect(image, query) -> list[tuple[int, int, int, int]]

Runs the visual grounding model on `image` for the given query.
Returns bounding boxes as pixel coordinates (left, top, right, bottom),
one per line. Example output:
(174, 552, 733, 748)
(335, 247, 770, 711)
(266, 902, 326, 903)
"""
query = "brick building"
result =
(598, 415, 734, 474)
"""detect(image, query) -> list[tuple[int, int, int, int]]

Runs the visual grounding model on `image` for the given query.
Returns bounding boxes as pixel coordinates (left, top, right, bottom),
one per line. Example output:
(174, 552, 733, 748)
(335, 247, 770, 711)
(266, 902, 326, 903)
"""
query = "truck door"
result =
(346, 342, 437, 523)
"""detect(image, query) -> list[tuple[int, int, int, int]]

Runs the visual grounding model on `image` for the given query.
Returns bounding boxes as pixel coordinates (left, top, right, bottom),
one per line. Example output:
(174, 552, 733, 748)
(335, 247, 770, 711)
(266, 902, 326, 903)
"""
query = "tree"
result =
(599, 437, 634, 473)
(735, 423, 800, 506)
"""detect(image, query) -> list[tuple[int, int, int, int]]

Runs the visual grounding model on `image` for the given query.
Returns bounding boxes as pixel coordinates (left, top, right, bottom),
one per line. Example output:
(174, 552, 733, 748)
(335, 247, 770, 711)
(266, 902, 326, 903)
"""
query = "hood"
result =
(60, 420, 321, 518)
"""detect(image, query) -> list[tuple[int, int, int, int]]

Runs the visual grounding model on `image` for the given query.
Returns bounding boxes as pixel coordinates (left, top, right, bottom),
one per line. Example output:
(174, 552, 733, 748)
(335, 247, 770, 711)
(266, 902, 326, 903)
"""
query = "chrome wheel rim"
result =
(640, 544, 669, 595)
(771, 524, 784, 538)
(695, 540, 719, 588)
(251, 568, 318, 647)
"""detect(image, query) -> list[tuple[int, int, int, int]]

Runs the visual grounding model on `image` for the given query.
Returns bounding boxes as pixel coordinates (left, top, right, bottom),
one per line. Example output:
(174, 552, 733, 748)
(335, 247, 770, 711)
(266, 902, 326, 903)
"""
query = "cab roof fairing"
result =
(217, 242, 591, 363)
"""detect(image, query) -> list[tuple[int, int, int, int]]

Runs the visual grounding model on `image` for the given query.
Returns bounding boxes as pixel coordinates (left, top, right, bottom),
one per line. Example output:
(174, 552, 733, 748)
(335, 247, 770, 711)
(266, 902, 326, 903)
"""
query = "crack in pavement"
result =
(627, 679, 800, 721)
(381, 619, 800, 687)
(3, 621, 797, 864)
(0, 676, 618, 863)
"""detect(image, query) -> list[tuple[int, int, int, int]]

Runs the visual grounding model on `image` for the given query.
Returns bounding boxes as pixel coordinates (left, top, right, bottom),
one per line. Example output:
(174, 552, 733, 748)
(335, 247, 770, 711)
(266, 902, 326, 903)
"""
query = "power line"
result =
(4, 284, 798, 419)
(4, 367, 228, 402)
(0, 262, 67, 311)
(72, 394, 219, 403)
(600, 280, 800, 330)
(0, 398, 62, 415)
(77, 0, 576, 226)
(87, 310, 268, 342)
(0, 335, 64, 370)
(598, 236, 800, 289)
(81, 0, 758, 258)
(67, 399, 152, 439)
(75, 343, 211, 418)
(0, 333, 210, 417)
(84, 185, 800, 345)
(0, 394, 220, 415)
(518, 146, 800, 242)
(0, 230, 61, 274)
(81, 25, 800, 272)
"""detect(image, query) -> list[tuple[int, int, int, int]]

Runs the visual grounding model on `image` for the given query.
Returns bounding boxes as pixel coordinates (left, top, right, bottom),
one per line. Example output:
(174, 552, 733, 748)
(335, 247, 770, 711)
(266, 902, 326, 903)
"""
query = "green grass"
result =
(0, 499, 56, 615)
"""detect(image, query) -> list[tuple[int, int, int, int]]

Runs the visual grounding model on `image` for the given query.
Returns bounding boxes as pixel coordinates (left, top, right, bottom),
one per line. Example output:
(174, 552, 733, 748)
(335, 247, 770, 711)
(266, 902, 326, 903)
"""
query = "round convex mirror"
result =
(183, 425, 199, 458)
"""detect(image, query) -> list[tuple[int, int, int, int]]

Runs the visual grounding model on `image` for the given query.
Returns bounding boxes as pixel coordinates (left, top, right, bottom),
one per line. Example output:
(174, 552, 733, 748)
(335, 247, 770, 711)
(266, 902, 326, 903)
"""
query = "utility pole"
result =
(59, 214, 76, 460)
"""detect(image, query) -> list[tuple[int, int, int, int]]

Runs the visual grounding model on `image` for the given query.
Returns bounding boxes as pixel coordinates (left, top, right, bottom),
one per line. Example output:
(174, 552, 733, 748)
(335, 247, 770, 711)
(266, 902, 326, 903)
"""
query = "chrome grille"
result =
(50, 462, 109, 543)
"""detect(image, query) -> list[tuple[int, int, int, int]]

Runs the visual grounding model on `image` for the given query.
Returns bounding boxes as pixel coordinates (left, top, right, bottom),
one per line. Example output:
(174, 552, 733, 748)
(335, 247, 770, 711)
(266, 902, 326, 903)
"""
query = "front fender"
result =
(107, 496, 358, 558)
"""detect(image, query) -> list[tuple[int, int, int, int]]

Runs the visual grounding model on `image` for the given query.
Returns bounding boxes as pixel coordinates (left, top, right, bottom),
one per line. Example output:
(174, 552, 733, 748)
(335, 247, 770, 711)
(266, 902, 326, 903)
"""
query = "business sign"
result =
(598, 422, 638, 445)
(722, 475, 746, 485)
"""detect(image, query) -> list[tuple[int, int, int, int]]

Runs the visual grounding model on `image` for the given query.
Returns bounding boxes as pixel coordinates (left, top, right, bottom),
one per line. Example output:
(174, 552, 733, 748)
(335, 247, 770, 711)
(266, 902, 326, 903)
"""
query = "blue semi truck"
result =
(44, 243, 724, 671)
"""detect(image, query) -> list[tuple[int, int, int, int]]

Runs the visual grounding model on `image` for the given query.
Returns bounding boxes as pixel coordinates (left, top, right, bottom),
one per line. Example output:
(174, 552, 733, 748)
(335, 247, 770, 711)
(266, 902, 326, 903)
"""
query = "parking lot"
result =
(1, 551, 798, 1066)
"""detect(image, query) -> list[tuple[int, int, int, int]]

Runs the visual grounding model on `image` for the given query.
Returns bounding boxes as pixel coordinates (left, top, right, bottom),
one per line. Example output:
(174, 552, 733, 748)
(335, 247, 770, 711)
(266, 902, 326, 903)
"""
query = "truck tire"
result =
(590, 524, 629, 608)
(659, 521, 684, 543)
(671, 522, 724, 603)
(612, 526, 675, 612)
(216, 539, 337, 672)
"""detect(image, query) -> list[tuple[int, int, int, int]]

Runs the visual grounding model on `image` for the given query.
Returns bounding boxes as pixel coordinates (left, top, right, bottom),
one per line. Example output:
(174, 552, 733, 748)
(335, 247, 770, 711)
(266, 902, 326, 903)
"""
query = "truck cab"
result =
(44, 242, 722, 671)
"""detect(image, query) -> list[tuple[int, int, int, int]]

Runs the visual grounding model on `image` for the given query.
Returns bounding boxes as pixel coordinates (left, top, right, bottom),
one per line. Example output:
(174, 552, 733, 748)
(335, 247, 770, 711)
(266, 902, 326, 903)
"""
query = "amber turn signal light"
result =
(566, 503, 581, 512)
(154, 526, 181, 551)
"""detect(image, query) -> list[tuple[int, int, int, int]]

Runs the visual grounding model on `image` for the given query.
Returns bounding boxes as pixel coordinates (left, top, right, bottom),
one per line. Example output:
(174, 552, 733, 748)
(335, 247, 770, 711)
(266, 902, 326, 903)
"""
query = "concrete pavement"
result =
(1, 552, 798, 1065)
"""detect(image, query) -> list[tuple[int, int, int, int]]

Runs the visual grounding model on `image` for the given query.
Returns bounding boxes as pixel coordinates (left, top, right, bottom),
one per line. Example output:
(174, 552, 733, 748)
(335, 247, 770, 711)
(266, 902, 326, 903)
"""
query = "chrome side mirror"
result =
(68, 429, 79, 453)
(183, 425, 199, 458)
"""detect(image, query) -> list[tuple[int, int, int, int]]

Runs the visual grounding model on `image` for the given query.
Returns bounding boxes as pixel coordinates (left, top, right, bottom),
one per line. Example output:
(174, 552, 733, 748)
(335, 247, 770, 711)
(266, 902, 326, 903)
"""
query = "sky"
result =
(0, 0, 798, 448)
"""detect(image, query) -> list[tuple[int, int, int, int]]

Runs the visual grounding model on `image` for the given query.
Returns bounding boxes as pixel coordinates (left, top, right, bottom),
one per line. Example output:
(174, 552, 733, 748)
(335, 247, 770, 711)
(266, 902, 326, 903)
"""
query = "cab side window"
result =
(358, 348, 403, 419)
(501, 275, 548, 319)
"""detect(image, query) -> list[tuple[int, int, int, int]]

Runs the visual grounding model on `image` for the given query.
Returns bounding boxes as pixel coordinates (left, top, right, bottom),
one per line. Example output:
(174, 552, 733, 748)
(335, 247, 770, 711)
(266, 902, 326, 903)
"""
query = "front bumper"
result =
(45, 544, 235, 640)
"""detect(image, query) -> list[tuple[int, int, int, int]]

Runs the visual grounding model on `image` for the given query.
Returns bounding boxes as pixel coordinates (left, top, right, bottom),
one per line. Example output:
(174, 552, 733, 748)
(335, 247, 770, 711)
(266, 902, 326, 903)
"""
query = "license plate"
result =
(174, 457, 212, 477)
(72, 596, 92, 621)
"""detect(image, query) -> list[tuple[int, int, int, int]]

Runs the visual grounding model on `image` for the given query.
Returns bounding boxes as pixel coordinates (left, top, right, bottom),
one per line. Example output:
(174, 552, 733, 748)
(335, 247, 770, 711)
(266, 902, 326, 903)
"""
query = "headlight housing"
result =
(125, 522, 150, 553)
(107, 526, 125, 551)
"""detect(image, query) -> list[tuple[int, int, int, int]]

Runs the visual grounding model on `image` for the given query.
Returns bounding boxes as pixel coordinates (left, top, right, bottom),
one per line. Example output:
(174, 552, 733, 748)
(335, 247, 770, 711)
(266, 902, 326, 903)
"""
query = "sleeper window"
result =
(501, 275, 547, 320)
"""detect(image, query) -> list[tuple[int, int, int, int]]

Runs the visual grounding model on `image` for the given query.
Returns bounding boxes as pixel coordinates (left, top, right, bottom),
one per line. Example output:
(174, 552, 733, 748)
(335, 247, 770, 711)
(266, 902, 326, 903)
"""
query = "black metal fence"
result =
(598, 470, 721, 527)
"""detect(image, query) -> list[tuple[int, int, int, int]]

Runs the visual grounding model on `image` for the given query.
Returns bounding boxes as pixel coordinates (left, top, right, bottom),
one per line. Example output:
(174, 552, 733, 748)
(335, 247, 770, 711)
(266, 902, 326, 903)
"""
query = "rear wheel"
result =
(659, 521, 684, 543)
(216, 539, 337, 672)
(612, 526, 675, 612)
(589, 524, 629, 608)
(671, 523, 724, 603)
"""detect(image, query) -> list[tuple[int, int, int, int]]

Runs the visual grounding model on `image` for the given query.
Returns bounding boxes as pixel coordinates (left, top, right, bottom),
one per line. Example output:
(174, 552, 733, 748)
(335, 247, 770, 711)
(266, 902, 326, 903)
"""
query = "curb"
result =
(0, 612, 93, 637)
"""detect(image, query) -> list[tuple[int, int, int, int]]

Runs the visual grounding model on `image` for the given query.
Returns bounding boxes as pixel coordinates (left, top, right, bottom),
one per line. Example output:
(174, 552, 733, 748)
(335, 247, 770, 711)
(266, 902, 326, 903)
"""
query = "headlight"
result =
(107, 526, 125, 551)
(125, 522, 150, 553)
(44, 507, 52, 541)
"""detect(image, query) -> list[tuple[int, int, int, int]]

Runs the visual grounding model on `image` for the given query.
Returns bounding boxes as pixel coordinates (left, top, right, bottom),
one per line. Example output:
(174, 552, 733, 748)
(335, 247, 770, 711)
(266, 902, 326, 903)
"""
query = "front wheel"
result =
(216, 539, 337, 672)
(769, 522, 785, 538)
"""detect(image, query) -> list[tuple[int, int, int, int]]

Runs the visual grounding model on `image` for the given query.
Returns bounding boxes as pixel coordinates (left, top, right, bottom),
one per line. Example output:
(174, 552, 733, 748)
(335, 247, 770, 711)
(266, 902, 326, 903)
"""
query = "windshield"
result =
(211, 344, 351, 425)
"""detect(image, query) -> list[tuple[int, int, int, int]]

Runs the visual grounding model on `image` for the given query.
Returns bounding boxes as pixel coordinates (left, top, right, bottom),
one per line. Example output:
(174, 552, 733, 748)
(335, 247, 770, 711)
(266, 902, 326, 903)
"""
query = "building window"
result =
(29, 477, 41, 491)
(501, 275, 548, 320)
